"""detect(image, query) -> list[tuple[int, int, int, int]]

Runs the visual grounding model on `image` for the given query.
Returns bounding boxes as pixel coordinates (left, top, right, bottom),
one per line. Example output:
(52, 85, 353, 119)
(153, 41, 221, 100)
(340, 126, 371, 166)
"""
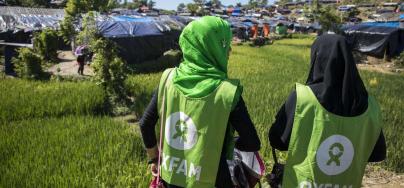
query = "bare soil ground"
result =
(355, 54, 404, 75)
(48, 50, 94, 76)
(357, 63, 404, 76)
(363, 165, 404, 188)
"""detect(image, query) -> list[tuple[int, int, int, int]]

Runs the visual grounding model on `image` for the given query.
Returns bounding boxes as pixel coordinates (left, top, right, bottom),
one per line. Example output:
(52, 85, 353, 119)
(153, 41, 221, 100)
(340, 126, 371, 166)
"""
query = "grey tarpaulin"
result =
(344, 23, 404, 58)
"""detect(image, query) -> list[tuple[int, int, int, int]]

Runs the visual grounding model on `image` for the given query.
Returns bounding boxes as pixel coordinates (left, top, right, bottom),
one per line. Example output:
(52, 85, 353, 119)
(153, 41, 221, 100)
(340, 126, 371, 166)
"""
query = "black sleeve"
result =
(268, 91, 297, 151)
(139, 89, 159, 149)
(229, 97, 261, 152)
(368, 132, 386, 162)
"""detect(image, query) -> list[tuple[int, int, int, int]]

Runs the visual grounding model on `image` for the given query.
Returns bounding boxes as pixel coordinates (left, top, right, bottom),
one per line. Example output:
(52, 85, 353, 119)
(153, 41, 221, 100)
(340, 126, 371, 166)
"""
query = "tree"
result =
(138, 0, 147, 6)
(247, 0, 257, 9)
(259, 0, 268, 7)
(64, 0, 118, 16)
(236, 2, 242, 7)
(147, 0, 155, 9)
(177, 3, 186, 12)
(211, 0, 222, 8)
(187, 3, 199, 16)
(318, 6, 341, 33)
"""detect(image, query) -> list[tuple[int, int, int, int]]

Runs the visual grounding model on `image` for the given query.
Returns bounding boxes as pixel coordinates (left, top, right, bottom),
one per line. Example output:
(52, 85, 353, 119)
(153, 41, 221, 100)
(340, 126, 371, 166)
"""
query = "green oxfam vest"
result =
(157, 68, 240, 188)
(283, 83, 382, 188)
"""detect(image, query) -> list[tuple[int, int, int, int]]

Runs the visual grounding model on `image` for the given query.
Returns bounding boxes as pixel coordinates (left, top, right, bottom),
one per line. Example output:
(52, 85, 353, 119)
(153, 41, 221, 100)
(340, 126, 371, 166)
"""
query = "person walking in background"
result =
(77, 54, 85, 75)
(139, 16, 261, 188)
(268, 34, 386, 188)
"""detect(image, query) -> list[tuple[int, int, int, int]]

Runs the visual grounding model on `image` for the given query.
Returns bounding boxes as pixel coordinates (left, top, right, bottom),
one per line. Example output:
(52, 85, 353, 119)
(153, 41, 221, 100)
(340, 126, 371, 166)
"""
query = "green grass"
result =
(0, 116, 149, 187)
(0, 79, 106, 122)
(0, 36, 403, 187)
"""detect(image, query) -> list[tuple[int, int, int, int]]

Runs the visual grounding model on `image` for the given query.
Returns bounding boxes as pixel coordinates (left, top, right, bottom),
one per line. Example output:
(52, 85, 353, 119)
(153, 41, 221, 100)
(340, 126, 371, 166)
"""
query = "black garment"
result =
(139, 90, 261, 187)
(77, 55, 85, 75)
(77, 65, 84, 75)
(268, 34, 386, 162)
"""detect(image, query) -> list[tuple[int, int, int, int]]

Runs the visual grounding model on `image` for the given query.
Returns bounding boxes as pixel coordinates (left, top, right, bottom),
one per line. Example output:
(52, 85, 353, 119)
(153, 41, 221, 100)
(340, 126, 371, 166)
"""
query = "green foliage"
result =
(0, 79, 106, 122)
(12, 48, 45, 80)
(76, 11, 99, 46)
(177, 3, 186, 11)
(0, 116, 148, 187)
(91, 38, 129, 114)
(65, 0, 118, 17)
(186, 3, 199, 16)
(147, 0, 155, 9)
(317, 6, 342, 33)
(59, 15, 76, 43)
(34, 29, 59, 63)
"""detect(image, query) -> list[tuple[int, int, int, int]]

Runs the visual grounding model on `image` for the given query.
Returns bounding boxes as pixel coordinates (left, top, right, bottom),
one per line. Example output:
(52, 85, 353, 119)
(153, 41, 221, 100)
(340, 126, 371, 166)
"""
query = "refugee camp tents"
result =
(98, 16, 183, 64)
(344, 23, 404, 58)
(0, 6, 64, 33)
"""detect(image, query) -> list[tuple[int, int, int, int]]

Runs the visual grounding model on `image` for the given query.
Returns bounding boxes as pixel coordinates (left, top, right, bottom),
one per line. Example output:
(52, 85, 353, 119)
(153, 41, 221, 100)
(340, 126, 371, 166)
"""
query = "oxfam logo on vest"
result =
(165, 112, 198, 150)
(316, 135, 354, 176)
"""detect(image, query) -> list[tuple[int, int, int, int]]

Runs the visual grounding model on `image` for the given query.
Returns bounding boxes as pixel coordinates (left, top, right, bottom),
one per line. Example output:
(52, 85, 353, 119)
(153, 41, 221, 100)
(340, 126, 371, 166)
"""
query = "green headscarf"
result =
(173, 16, 233, 98)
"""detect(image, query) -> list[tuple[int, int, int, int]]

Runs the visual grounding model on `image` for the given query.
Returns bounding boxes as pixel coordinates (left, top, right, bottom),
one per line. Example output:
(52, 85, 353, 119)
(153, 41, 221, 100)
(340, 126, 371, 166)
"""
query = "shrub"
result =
(76, 11, 99, 47)
(394, 52, 404, 68)
(91, 38, 129, 115)
(59, 15, 77, 44)
(318, 6, 342, 33)
(12, 48, 45, 80)
(34, 29, 59, 63)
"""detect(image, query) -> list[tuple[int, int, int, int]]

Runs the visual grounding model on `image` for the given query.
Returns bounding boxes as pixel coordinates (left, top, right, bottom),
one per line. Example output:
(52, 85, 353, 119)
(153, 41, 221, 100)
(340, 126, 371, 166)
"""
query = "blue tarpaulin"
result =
(362, 21, 400, 28)
(111, 16, 154, 22)
(97, 20, 170, 38)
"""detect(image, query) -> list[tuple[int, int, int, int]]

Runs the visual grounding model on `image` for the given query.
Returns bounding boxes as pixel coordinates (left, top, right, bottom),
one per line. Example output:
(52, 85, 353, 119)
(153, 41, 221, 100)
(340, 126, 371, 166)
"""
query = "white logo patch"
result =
(165, 112, 198, 150)
(316, 135, 354, 176)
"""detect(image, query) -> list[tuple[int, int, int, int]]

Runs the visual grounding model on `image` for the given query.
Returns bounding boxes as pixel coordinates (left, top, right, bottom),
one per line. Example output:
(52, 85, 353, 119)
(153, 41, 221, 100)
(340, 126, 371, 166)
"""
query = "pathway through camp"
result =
(48, 51, 94, 76)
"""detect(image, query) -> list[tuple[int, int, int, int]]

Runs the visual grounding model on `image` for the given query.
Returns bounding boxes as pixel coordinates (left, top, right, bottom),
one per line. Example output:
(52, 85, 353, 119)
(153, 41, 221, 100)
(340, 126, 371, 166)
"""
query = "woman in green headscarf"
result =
(139, 16, 261, 188)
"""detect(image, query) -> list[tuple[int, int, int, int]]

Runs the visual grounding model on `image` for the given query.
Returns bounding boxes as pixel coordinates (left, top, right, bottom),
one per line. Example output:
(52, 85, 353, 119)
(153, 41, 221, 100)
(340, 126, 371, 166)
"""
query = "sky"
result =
(153, 0, 277, 10)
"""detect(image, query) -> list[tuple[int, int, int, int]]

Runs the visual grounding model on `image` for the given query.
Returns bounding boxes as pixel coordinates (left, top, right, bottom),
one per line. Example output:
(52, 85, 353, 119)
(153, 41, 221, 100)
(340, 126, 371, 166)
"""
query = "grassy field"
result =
(0, 79, 106, 122)
(1, 36, 403, 187)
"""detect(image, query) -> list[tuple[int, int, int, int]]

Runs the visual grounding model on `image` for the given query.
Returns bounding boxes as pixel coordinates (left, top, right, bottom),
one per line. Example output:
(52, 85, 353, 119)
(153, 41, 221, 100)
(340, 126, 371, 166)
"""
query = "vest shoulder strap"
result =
(295, 83, 317, 116)
(157, 68, 175, 113)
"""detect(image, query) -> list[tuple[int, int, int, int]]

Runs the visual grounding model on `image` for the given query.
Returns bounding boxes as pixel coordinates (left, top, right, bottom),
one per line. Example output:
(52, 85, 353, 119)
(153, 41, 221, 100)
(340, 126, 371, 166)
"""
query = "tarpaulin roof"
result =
(344, 24, 404, 57)
(362, 21, 400, 28)
(0, 6, 64, 32)
(98, 15, 185, 38)
(97, 20, 170, 38)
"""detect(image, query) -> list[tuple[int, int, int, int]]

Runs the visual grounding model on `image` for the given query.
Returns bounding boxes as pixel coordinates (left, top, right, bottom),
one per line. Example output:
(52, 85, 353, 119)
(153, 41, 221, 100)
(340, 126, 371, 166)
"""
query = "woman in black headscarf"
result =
(268, 34, 386, 162)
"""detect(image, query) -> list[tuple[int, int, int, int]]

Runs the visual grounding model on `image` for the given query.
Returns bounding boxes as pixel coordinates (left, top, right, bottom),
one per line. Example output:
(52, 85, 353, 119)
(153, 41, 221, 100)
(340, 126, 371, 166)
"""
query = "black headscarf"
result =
(307, 34, 368, 116)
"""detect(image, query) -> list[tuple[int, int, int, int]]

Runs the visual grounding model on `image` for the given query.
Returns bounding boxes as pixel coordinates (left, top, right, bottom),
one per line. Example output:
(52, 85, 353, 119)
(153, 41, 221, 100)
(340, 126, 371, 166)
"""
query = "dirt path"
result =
(48, 50, 94, 76)
(357, 63, 403, 75)
(362, 165, 404, 188)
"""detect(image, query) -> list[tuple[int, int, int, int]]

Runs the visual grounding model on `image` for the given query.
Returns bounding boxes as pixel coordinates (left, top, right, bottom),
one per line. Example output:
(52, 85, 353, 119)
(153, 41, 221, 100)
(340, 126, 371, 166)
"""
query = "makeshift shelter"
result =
(98, 16, 183, 64)
(344, 23, 404, 58)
